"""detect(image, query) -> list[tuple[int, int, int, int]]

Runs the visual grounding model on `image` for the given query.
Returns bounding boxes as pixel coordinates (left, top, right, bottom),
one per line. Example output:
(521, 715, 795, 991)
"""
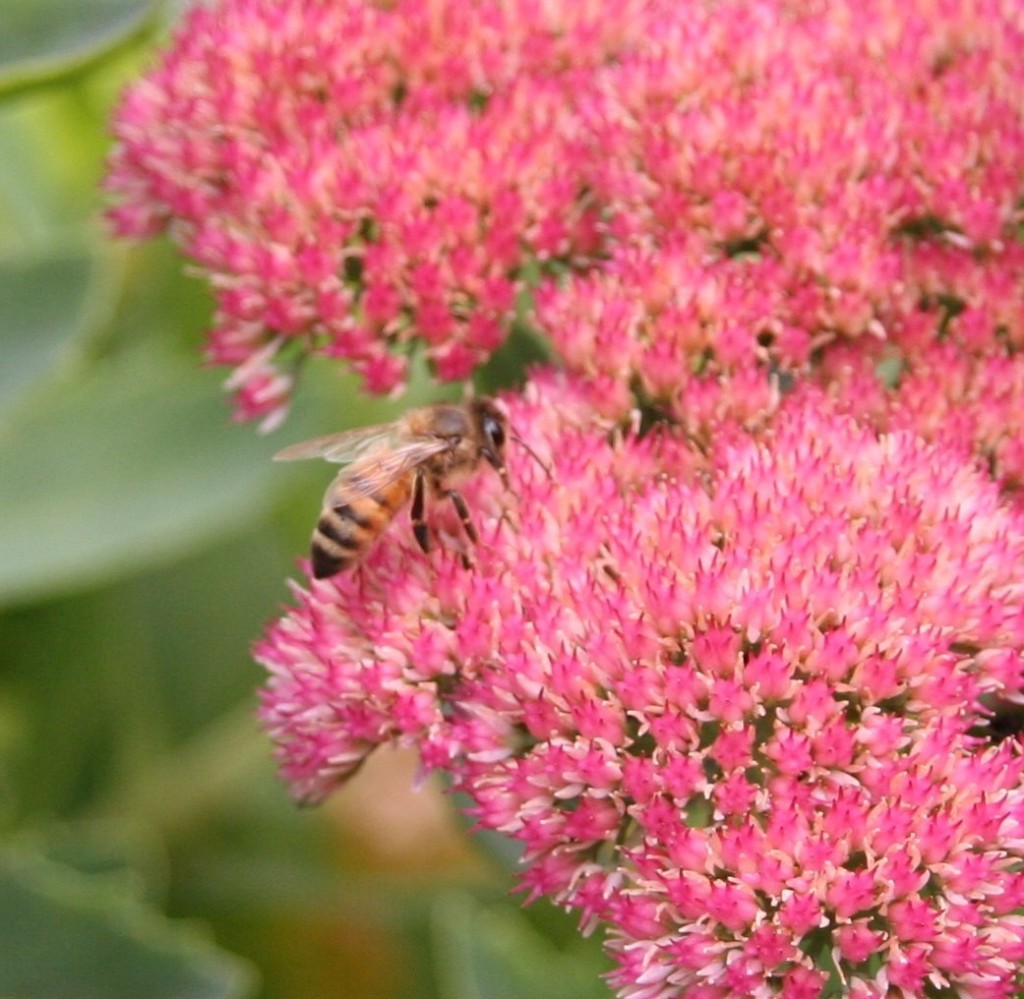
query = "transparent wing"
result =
(324, 439, 452, 502)
(273, 424, 403, 464)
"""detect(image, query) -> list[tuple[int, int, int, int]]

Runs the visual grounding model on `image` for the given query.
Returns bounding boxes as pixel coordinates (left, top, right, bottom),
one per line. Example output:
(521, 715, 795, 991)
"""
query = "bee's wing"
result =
(324, 438, 452, 502)
(273, 424, 403, 464)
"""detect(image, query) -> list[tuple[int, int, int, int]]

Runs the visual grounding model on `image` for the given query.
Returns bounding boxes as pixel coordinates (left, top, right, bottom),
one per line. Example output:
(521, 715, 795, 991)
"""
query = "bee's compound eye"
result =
(484, 416, 505, 449)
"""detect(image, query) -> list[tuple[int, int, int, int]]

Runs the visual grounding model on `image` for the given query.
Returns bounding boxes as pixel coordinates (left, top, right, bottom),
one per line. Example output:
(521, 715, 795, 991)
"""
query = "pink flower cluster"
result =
(534, 0, 1024, 461)
(106, 0, 664, 424)
(107, 0, 1024, 442)
(258, 376, 1024, 997)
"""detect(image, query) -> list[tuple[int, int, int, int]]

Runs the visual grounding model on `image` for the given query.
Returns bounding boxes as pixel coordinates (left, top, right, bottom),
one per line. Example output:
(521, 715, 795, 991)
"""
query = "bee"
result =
(274, 398, 511, 578)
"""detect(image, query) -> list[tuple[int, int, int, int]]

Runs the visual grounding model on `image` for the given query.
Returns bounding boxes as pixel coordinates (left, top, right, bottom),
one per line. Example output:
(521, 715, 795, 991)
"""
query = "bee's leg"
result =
(411, 469, 430, 553)
(446, 490, 479, 545)
(496, 493, 521, 534)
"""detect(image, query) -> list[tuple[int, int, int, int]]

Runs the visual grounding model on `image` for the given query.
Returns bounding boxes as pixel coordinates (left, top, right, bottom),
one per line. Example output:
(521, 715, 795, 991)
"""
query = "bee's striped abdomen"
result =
(310, 476, 413, 578)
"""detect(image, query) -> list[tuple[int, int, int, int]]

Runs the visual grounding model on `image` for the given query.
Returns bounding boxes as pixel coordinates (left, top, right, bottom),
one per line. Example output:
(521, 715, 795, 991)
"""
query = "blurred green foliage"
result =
(0, 3, 610, 997)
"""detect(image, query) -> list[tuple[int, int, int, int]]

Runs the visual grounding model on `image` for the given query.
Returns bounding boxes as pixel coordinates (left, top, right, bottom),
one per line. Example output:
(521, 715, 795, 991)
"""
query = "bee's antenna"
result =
(511, 430, 553, 481)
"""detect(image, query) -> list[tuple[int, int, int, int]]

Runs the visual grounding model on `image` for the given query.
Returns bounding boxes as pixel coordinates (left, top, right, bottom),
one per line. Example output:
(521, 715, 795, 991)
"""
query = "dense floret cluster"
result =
(259, 377, 1024, 997)
(108, 0, 1024, 437)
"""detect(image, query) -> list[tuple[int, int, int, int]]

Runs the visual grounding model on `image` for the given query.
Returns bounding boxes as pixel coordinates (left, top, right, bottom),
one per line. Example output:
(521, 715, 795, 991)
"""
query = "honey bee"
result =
(274, 398, 510, 578)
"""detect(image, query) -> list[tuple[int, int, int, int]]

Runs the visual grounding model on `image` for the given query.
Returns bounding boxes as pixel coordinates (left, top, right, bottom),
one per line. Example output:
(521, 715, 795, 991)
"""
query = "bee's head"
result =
(472, 397, 552, 487)
(472, 397, 509, 484)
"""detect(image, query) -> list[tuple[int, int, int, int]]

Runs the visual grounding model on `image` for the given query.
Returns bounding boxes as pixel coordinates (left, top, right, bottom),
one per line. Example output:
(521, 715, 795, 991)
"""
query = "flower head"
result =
(106, 0, 659, 418)
(108, 0, 1024, 429)
(533, 0, 1024, 444)
(258, 374, 1024, 996)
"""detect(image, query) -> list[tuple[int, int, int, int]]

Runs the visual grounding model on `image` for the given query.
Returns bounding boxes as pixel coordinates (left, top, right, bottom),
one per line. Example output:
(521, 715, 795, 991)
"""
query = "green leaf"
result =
(0, 250, 114, 419)
(432, 892, 611, 999)
(0, 539, 290, 819)
(20, 818, 169, 901)
(0, 848, 255, 999)
(0, 0, 158, 98)
(0, 346, 284, 607)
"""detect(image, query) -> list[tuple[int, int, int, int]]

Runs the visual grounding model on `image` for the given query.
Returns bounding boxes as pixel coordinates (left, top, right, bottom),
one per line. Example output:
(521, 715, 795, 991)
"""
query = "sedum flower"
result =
(107, 0, 1024, 430)
(534, 0, 1024, 444)
(258, 374, 1024, 997)
(106, 0, 656, 420)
